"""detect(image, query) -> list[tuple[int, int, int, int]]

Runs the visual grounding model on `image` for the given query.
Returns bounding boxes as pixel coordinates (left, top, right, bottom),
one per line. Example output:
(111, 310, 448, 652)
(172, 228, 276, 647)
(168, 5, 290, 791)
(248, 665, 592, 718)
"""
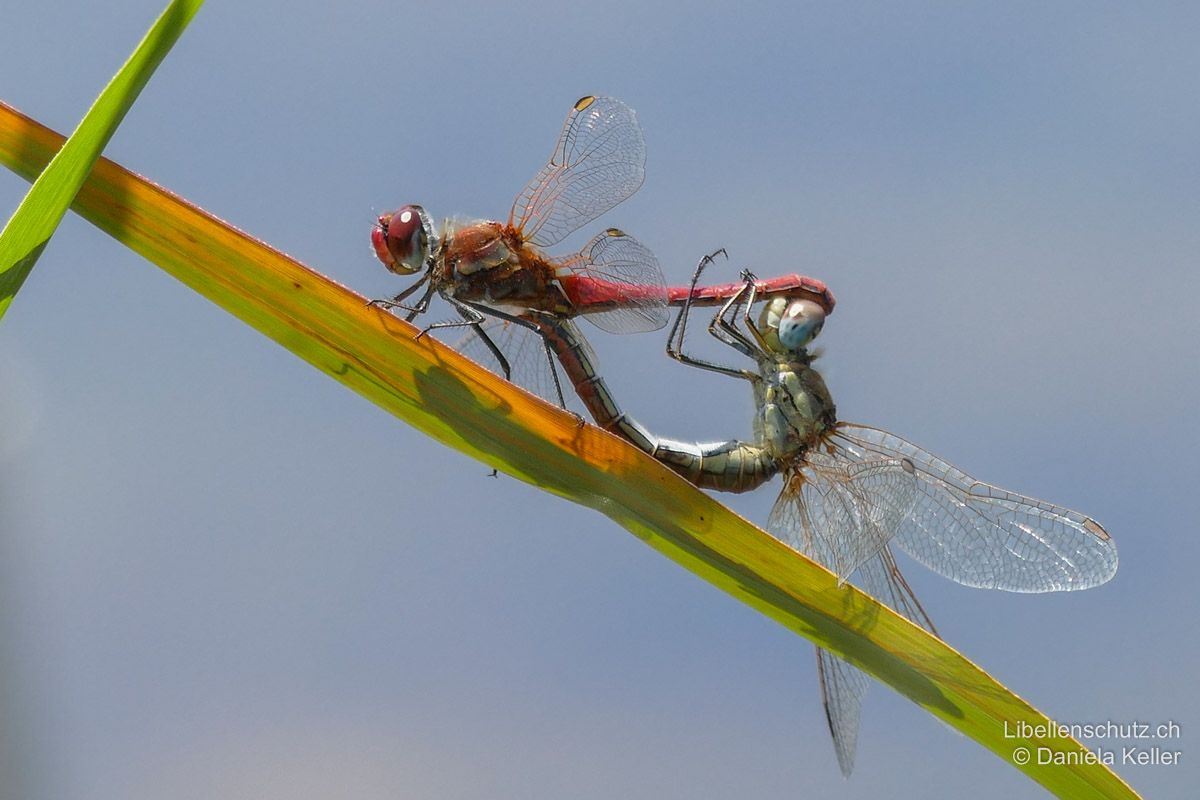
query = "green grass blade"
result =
(0, 101, 1140, 800)
(0, 0, 203, 321)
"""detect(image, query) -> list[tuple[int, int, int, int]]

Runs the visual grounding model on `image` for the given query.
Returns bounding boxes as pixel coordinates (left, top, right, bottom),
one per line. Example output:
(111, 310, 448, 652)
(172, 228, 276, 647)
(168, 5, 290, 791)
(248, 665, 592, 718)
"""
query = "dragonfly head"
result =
(760, 297, 826, 354)
(372, 205, 435, 275)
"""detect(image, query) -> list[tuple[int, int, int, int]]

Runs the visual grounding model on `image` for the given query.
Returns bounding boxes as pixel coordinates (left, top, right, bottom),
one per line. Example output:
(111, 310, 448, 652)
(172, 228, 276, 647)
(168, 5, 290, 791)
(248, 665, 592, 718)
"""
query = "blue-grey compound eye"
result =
(777, 299, 825, 350)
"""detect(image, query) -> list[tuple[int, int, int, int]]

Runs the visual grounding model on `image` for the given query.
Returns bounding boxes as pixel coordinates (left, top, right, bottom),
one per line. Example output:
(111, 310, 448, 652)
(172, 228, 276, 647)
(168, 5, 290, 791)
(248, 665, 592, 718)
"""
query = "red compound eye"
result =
(372, 205, 429, 274)
(371, 214, 394, 266)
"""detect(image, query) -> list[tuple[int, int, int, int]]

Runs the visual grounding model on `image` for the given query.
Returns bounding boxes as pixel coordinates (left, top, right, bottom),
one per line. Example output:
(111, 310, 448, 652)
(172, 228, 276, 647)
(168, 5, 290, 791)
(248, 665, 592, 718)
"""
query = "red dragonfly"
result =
(370, 96, 833, 402)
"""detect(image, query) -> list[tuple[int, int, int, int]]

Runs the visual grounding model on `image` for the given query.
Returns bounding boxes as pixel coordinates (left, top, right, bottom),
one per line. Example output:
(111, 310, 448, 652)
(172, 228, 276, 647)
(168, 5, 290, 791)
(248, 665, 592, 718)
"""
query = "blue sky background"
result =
(2, 2, 1197, 797)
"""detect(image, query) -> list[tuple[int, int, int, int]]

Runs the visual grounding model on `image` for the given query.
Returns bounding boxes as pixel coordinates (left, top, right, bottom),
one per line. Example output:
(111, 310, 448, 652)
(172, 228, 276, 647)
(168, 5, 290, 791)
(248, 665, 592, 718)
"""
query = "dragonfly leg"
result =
(465, 305, 575, 411)
(467, 316, 514, 383)
(696, 248, 729, 276)
(371, 287, 436, 322)
(417, 300, 514, 382)
(707, 279, 762, 358)
(368, 274, 432, 317)
(735, 269, 775, 354)
(402, 283, 438, 323)
(668, 249, 725, 350)
(540, 334, 570, 410)
(666, 251, 756, 381)
(667, 249, 722, 354)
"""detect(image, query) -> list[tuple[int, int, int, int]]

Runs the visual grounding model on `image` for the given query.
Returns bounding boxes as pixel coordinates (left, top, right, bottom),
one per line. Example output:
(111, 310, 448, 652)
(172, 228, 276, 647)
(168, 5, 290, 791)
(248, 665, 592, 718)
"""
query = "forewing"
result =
(510, 96, 646, 248)
(558, 229, 668, 333)
(830, 424, 1118, 592)
(767, 454, 917, 581)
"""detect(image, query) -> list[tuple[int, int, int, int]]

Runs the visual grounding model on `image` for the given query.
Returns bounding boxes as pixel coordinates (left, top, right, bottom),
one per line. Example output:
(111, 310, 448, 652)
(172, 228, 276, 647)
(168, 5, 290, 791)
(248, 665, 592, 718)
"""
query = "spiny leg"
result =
(469, 317, 514, 383)
(666, 250, 754, 381)
(368, 274, 432, 317)
(416, 299, 513, 381)
(667, 248, 726, 356)
(403, 282, 437, 323)
(540, 336, 570, 411)
(473, 306, 576, 412)
(708, 278, 761, 358)
(735, 268, 774, 354)
(440, 303, 577, 413)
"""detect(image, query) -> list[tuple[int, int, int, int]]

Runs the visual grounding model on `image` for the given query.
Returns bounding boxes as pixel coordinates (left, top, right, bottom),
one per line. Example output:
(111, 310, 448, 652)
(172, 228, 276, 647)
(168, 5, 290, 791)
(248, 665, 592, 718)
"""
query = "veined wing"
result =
(855, 545, 937, 636)
(510, 96, 645, 248)
(556, 229, 668, 333)
(829, 423, 1118, 592)
(453, 317, 583, 413)
(818, 547, 937, 776)
(816, 648, 869, 776)
(768, 453, 918, 582)
(767, 454, 927, 775)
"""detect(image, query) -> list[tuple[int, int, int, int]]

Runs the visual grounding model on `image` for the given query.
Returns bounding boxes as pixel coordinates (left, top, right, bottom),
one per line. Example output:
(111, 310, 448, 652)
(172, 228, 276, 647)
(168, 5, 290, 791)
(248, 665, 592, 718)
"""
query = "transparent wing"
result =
(556, 229, 668, 333)
(829, 423, 1118, 592)
(510, 96, 645, 248)
(855, 546, 937, 636)
(453, 317, 583, 413)
(768, 458, 928, 776)
(816, 647, 868, 777)
(816, 547, 937, 777)
(767, 455, 918, 581)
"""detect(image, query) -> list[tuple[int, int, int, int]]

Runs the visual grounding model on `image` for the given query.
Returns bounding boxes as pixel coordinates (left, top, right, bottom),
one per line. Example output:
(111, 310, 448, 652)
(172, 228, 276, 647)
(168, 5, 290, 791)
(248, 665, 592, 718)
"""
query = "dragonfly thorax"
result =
(756, 360, 837, 462)
(439, 220, 521, 278)
(434, 220, 570, 313)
